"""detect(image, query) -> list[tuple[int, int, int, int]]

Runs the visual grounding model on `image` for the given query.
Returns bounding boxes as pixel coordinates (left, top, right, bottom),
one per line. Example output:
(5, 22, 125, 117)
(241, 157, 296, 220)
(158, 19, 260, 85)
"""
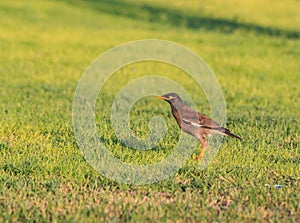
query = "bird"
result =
(157, 93, 242, 160)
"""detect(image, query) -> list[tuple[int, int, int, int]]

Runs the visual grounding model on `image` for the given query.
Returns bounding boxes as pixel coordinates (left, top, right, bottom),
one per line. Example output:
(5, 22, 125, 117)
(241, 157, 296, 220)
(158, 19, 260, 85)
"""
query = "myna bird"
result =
(157, 93, 242, 160)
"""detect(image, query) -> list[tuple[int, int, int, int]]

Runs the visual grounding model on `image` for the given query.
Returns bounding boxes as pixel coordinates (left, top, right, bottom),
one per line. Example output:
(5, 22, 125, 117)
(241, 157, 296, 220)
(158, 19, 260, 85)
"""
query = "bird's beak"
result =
(157, 95, 167, 100)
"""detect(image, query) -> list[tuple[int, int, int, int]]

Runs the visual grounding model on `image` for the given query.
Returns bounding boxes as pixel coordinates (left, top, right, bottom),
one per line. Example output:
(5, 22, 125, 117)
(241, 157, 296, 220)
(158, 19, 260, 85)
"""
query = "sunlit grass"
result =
(0, 0, 299, 222)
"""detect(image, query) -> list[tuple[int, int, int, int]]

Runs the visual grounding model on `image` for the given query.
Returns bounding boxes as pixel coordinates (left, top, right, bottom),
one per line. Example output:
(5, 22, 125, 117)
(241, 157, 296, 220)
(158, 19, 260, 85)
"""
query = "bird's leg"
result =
(196, 136, 208, 160)
(196, 146, 206, 160)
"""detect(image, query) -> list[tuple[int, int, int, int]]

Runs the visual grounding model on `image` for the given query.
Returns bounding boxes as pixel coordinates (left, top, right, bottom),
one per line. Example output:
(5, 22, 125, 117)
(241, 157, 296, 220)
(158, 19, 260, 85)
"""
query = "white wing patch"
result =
(182, 119, 203, 127)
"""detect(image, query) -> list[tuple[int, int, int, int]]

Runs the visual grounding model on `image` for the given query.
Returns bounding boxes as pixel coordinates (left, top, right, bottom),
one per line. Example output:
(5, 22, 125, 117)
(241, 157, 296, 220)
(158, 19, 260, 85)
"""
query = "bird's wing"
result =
(197, 113, 224, 129)
(182, 108, 221, 128)
(181, 107, 242, 140)
(180, 107, 221, 128)
(182, 118, 204, 127)
(197, 113, 242, 140)
(182, 111, 227, 130)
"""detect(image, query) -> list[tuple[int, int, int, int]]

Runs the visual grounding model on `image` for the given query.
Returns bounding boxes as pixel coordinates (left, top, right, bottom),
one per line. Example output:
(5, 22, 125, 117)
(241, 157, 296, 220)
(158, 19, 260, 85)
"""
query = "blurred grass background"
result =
(0, 0, 299, 222)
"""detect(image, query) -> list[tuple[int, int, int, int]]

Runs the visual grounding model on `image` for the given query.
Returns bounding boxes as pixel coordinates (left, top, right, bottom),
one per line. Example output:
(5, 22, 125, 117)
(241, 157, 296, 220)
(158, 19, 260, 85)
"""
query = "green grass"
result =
(0, 0, 299, 222)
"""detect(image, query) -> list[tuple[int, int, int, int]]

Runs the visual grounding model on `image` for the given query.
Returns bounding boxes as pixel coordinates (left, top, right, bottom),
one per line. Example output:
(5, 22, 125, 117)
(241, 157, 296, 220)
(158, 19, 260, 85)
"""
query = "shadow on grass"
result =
(70, 0, 299, 39)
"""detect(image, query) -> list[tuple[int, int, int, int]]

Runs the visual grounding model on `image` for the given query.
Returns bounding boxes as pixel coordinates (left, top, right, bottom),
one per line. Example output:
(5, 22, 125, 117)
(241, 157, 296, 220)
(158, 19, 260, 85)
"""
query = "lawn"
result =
(0, 0, 299, 222)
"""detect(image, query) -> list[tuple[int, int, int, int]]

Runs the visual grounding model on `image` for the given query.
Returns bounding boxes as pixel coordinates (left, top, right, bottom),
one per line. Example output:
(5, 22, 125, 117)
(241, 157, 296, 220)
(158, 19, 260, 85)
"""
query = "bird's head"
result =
(157, 93, 182, 104)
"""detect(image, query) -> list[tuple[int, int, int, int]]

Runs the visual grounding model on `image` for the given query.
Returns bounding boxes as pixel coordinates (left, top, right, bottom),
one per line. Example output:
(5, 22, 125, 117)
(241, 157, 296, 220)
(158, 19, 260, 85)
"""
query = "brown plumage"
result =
(157, 93, 242, 160)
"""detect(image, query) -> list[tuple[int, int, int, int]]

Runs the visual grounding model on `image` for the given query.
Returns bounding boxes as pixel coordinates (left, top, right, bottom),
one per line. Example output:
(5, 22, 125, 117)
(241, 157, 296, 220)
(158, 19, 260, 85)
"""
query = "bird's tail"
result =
(203, 126, 242, 141)
(224, 129, 242, 141)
